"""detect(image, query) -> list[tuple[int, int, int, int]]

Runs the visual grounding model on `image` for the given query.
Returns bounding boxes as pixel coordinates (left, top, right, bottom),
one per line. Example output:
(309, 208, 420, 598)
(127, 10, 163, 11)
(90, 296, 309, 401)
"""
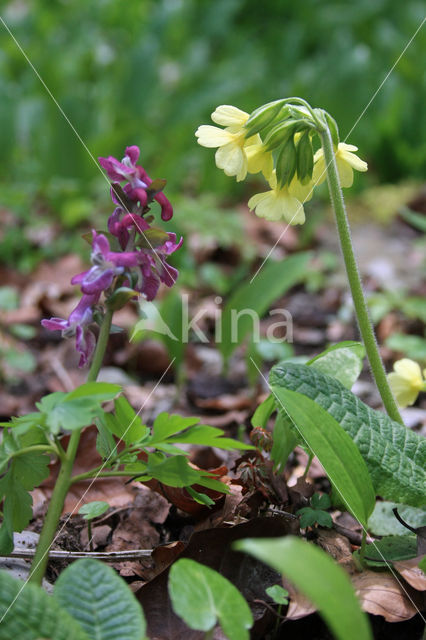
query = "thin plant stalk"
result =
(319, 127, 403, 425)
(28, 306, 114, 585)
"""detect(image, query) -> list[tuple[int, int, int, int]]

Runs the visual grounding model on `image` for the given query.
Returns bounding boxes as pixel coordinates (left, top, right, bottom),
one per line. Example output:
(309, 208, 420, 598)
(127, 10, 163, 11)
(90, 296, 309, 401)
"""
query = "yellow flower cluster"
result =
(195, 104, 368, 224)
(387, 358, 426, 408)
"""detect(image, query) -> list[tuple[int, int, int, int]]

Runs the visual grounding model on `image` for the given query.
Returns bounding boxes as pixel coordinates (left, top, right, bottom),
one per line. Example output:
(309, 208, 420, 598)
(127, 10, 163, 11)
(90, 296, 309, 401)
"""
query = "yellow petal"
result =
(215, 143, 247, 180)
(313, 148, 324, 163)
(248, 191, 271, 210)
(211, 105, 249, 127)
(338, 149, 368, 172)
(312, 156, 327, 185)
(251, 192, 283, 220)
(195, 125, 233, 148)
(336, 157, 354, 188)
(245, 144, 274, 178)
(338, 143, 358, 153)
(279, 193, 305, 225)
(289, 177, 314, 203)
(393, 359, 423, 387)
(388, 372, 420, 408)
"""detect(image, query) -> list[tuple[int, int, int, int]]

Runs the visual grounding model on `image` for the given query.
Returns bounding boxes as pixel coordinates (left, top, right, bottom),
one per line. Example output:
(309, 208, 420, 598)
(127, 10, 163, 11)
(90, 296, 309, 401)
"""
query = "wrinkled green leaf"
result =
(168, 558, 253, 639)
(235, 536, 372, 640)
(271, 385, 375, 528)
(0, 571, 90, 640)
(55, 559, 146, 640)
(270, 363, 426, 507)
(308, 341, 365, 389)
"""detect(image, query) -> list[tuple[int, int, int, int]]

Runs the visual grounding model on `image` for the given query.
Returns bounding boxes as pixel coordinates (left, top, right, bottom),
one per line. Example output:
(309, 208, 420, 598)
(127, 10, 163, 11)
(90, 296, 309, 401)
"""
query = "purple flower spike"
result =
(99, 146, 147, 191)
(41, 293, 99, 367)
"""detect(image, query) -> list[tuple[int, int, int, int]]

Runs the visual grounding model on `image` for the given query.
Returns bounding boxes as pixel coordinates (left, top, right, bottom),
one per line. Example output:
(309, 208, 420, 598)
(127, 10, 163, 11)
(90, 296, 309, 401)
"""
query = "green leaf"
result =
(166, 424, 253, 450)
(66, 382, 121, 403)
(112, 396, 147, 444)
(220, 252, 311, 361)
(297, 507, 333, 529)
(149, 412, 200, 444)
(0, 286, 19, 310)
(308, 341, 365, 389)
(235, 536, 372, 640)
(385, 333, 426, 361)
(146, 454, 204, 487)
(0, 451, 50, 553)
(368, 502, 426, 537)
(311, 493, 331, 510)
(418, 557, 426, 574)
(168, 558, 253, 639)
(265, 584, 289, 605)
(54, 559, 147, 640)
(270, 386, 375, 528)
(251, 394, 275, 428)
(360, 535, 417, 567)
(0, 571, 90, 640)
(270, 412, 299, 472)
(78, 501, 109, 521)
(270, 363, 426, 507)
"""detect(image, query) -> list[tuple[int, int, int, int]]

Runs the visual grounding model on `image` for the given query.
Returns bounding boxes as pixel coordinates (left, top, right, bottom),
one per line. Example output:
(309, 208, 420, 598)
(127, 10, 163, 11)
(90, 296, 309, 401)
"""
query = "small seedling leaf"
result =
(78, 501, 109, 521)
(168, 558, 253, 639)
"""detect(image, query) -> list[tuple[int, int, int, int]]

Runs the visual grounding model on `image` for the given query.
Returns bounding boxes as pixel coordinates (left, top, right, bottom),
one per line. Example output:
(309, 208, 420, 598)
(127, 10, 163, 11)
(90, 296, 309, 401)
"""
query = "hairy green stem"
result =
(28, 306, 114, 585)
(320, 127, 403, 424)
(70, 469, 140, 484)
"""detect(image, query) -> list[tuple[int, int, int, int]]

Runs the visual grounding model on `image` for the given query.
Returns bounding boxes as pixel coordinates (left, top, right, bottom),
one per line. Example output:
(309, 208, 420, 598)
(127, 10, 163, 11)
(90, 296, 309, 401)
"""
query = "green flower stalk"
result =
(196, 100, 404, 424)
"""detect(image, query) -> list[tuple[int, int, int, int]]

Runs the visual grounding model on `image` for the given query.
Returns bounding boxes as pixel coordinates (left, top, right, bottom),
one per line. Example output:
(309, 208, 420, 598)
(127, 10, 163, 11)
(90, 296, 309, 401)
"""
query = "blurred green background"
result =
(0, 0, 425, 270)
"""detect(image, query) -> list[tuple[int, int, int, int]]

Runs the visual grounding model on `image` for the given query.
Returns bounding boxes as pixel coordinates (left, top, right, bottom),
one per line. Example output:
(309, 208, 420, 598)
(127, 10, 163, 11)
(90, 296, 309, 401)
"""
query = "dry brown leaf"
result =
(352, 569, 420, 622)
(393, 556, 426, 591)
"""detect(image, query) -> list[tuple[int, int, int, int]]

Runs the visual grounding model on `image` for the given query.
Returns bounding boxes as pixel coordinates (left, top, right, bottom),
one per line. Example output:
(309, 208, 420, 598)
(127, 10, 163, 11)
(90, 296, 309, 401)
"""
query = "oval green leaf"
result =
(168, 558, 253, 640)
(270, 386, 375, 528)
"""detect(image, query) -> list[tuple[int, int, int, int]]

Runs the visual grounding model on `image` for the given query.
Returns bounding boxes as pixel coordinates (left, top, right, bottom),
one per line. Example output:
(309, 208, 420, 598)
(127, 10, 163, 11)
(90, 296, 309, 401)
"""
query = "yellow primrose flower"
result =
(248, 172, 313, 224)
(245, 142, 274, 180)
(313, 143, 368, 188)
(387, 358, 426, 408)
(195, 105, 251, 182)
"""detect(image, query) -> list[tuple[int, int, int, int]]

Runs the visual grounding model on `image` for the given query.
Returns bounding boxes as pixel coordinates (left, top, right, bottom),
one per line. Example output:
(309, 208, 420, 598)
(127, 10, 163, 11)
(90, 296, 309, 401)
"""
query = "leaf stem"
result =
(28, 305, 114, 585)
(359, 529, 367, 566)
(319, 127, 403, 424)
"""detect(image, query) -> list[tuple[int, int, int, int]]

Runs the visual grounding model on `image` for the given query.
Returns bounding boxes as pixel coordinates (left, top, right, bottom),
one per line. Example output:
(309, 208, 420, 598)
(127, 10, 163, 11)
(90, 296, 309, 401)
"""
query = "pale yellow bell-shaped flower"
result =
(387, 358, 426, 408)
(313, 142, 367, 188)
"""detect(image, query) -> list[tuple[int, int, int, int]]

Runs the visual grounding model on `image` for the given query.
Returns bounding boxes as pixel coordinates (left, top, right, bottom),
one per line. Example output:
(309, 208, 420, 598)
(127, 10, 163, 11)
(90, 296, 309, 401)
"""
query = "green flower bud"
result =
(296, 131, 314, 184)
(324, 112, 340, 147)
(106, 287, 138, 311)
(244, 100, 287, 137)
(276, 138, 297, 187)
(263, 120, 297, 151)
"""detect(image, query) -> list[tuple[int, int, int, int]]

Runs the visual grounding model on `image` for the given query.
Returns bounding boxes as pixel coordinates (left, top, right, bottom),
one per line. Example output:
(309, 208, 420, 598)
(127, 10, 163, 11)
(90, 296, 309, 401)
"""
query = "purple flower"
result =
(99, 146, 148, 191)
(72, 231, 146, 295)
(41, 294, 99, 367)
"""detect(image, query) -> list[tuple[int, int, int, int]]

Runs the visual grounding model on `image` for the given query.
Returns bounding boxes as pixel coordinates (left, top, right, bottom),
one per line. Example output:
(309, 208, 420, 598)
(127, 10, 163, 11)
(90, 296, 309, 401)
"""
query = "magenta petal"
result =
(142, 274, 160, 301)
(154, 192, 173, 221)
(71, 271, 88, 285)
(80, 267, 115, 295)
(125, 145, 140, 165)
(41, 317, 68, 332)
(161, 263, 178, 287)
(76, 326, 96, 368)
(92, 231, 110, 257)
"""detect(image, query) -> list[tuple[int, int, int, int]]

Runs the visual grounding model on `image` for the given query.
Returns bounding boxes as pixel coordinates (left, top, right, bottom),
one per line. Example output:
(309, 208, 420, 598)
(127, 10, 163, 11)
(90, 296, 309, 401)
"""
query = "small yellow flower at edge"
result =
(313, 142, 368, 188)
(387, 358, 426, 408)
(195, 105, 251, 182)
(248, 171, 314, 224)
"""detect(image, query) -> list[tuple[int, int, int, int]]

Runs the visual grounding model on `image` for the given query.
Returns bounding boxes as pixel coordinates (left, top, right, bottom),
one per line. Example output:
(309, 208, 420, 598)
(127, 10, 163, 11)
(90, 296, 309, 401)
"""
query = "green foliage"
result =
(271, 385, 375, 528)
(356, 535, 417, 568)
(0, 446, 50, 553)
(308, 341, 365, 389)
(55, 559, 147, 640)
(385, 333, 426, 362)
(220, 252, 311, 361)
(270, 363, 426, 507)
(297, 493, 333, 529)
(0, 570, 90, 640)
(0, 559, 147, 640)
(368, 501, 426, 537)
(78, 501, 109, 521)
(235, 536, 372, 640)
(265, 584, 289, 605)
(168, 558, 253, 639)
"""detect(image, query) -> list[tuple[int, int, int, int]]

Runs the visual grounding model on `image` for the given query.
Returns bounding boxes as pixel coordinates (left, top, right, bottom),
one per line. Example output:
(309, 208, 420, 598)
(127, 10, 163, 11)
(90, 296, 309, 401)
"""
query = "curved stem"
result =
(29, 306, 115, 585)
(70, 469, 139, 484)
(320, 127, 403, 424)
